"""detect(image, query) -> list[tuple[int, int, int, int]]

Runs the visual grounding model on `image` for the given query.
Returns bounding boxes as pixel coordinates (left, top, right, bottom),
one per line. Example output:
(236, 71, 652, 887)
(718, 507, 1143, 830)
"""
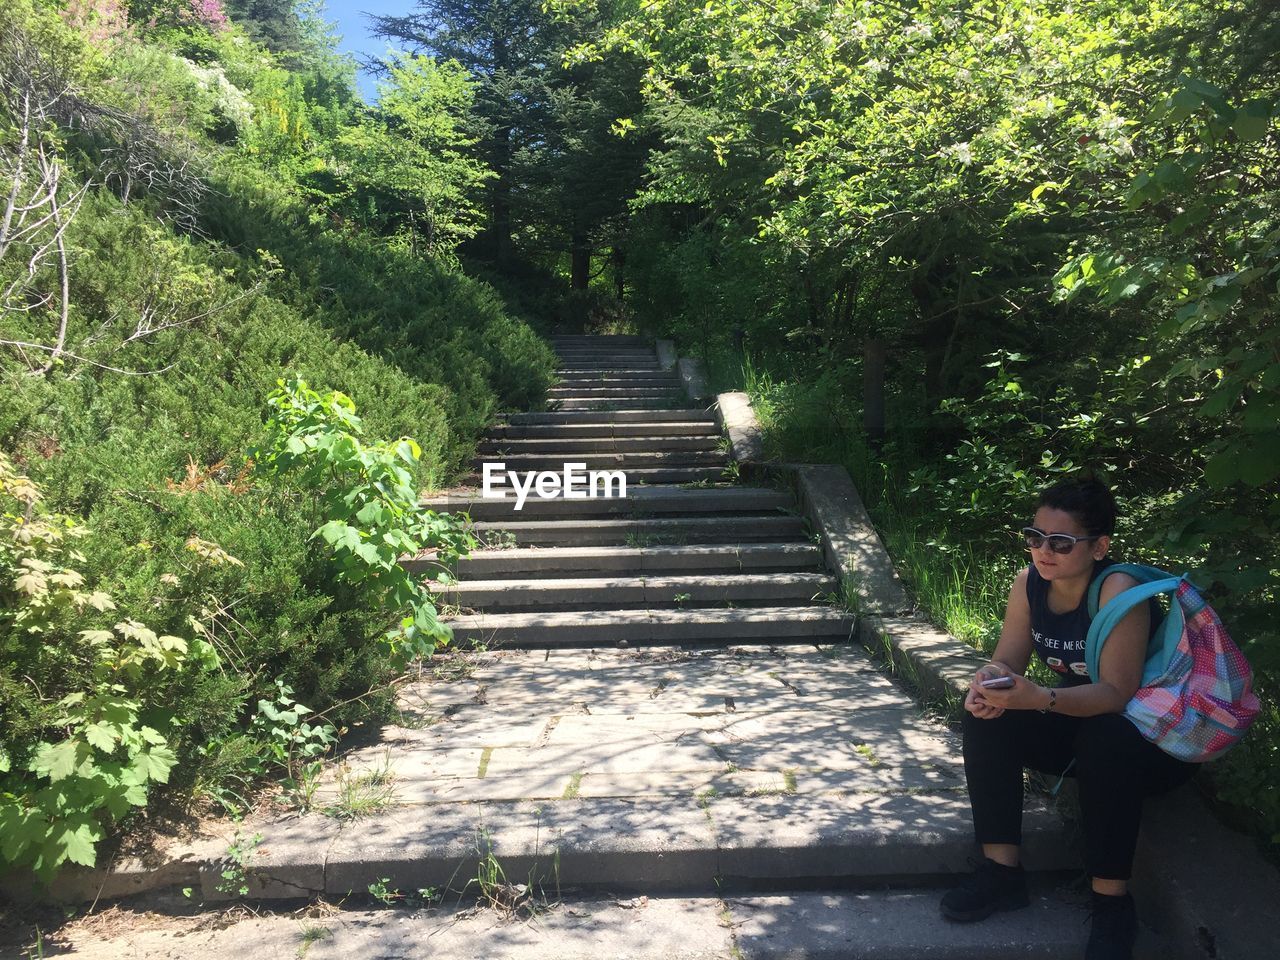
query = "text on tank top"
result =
(1024, 558, 1117, 687)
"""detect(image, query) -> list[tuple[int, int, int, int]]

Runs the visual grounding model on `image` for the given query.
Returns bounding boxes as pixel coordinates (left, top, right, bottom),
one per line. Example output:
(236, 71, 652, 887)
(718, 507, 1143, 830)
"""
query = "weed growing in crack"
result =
(322, 753, 397, 820)
(217, 831, 264, 898)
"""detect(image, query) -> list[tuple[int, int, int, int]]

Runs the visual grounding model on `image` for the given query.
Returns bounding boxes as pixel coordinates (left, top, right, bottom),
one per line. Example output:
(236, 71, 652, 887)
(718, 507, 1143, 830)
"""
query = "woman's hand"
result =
(975, 672, 1049, 713)
(965, 665, 1008, 720)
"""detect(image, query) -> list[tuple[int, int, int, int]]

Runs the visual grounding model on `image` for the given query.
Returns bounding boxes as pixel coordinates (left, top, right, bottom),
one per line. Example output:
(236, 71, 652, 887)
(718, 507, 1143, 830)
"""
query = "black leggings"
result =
(962, 709, 1197, 880)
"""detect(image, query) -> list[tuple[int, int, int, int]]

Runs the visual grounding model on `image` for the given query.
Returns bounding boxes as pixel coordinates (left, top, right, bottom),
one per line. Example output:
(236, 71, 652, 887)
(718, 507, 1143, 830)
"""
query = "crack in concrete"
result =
(534, 715, 561, 748)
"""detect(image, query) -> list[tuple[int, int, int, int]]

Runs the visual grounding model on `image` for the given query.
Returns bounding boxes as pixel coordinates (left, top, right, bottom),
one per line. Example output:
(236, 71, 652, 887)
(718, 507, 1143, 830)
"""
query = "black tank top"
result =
(1025, 558, 1116, 688)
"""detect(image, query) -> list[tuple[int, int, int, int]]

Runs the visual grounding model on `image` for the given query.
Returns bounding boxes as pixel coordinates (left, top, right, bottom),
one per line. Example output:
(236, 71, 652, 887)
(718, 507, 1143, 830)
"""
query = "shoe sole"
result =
(940, 893, 1031, 923)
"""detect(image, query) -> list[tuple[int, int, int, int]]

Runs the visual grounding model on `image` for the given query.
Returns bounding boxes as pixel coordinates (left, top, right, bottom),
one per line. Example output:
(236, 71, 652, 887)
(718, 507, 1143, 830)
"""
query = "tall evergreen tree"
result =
(369, 1, 648, 294)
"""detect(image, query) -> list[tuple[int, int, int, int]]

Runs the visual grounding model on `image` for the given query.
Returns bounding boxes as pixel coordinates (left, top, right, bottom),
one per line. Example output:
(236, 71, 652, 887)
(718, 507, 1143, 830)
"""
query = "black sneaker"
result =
(1085, 892, 1137, 960)
(940, 858, 1030, 922)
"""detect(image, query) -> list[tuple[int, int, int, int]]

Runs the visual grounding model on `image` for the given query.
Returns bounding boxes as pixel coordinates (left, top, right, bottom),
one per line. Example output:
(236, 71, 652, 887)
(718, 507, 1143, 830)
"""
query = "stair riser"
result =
(551, 370, 681, 381)
(488, 423, 720, 439)
(404, 544, 825, 579)
(552, 377, 682, 388)
(468, 468, 728, 487)
(558, 362, 662, 370)
(446, 617, 854, 649)
(551, 400, 684, 411)
(555, 352, 660, 361)
(550, 336, 649, 345)
(437, 492, 790, 522)
(439, 581, 837, 612)
(505, 411, 716, 425)
(548, 388, 684, 399)
(470, 517, 807, 547)
(474, 452, 728, 469)
(479, 438, 721, 453)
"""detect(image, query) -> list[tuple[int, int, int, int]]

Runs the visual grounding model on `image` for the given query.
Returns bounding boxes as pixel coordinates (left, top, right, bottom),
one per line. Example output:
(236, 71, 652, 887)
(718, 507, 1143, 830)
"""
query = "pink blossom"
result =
(185, 0, 230, 32)
(60, 0, 131, 45)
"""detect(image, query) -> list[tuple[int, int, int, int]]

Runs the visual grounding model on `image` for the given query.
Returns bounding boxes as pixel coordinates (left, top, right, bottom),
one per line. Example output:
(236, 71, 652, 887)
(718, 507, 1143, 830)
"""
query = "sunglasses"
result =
(1020, 527, 1101, 554)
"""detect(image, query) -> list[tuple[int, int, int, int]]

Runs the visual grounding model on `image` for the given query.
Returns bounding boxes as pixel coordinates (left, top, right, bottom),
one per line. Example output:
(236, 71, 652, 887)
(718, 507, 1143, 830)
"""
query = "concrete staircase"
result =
(396, 337, 1104, 955)
(420, 335, 856, 651)
(19, 337, 1119, 960)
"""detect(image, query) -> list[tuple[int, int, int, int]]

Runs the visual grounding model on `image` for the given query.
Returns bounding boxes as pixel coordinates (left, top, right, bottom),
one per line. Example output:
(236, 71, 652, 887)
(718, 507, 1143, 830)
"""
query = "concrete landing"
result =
(1, 886, 1169, 960)
(17, 647, 1077, 907)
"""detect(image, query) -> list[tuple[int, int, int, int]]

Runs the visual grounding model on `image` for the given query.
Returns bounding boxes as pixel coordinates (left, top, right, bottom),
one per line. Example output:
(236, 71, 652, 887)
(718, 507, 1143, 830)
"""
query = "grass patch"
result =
(322, 754, 398, 820)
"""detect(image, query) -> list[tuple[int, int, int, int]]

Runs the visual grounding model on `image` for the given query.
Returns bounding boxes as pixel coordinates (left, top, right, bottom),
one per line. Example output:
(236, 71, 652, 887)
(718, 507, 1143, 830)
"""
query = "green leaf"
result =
(0, 804, 47, 862)
(31, 740, 90, 782)
(1238, 442, 1280, 486)
(84, 723, 118, 753)
(52, 815, 102, 868)
(1198, 386, 1239, 418)
(1233, 99, 1273, 142)
(132, 745, 178, 785)
(1203, 451, 1238, 488)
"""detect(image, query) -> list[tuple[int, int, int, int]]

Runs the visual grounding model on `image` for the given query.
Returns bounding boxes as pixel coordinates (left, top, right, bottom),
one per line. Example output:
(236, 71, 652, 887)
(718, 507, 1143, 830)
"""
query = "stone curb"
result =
(713, 391, 765, 464)
(677, 357, 712, 403)
(1, 793, 1076, 906)
(656, 338, 678, 370)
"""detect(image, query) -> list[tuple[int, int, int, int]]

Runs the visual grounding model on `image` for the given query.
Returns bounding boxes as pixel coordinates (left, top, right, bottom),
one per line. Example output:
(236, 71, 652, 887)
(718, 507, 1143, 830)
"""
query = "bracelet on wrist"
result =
(1040, 688, 1056, 713)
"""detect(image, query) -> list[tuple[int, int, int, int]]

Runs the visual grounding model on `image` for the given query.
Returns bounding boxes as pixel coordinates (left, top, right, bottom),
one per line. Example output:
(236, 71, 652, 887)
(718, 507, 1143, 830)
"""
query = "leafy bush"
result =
(251, 379, 474, 668)
(0, 0, 555, 879)
(0, 453, 220, 878)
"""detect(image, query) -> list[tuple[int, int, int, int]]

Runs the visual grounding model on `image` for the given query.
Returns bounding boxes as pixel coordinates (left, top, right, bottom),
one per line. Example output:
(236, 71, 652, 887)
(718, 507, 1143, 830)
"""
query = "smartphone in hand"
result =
(980, 675, 1015, 689)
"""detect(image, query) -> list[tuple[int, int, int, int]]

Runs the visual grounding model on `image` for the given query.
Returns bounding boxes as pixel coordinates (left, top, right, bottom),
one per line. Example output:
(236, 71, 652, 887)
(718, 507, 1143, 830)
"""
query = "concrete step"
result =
(479, 436, 722, 453)
(547, 386, 684, 400)
(471, 468, 732, 488)
(445, 605, 855, 648)
(54, 887, 1130, 959)
(469, 515, 807, 547)
(555, 349, 658, 359)
(558, 361, 662, 370)
(505, 410, 716, 425)
(487, 421, 721, 439)
(551, 398, 682, 411)
(550, 334, 649, 345)
(551, 369, 681, 381)
(435, 572, 838, 611)
(555, 360, 662, 369)
(425, 486, 793, 521)
(468, 467, 729, 486)
(552, 376, 682, 389)
(411, 542, 825, 579)
(474, 451, 728, 470)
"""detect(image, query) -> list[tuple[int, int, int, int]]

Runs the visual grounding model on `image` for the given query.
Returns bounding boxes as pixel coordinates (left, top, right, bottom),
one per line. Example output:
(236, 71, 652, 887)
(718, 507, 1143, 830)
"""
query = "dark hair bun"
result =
(1037, 476, 1116, 536)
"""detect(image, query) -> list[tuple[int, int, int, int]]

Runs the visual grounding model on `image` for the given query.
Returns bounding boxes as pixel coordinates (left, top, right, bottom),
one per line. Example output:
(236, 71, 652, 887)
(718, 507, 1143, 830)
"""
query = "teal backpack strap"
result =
(1086, 563, 1172, 618)
(1085, 575, 1182, 682)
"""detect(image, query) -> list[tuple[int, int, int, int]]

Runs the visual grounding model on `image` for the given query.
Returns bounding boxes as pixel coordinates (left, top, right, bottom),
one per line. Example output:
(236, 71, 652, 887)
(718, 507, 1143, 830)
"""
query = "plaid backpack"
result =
(1085, 563, 1260, 763)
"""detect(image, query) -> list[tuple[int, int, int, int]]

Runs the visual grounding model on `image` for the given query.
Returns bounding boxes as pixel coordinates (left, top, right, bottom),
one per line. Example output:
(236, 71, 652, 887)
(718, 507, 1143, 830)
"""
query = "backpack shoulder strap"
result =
(1085, 574, 1182, 682)
(1086, 562, 1171, 618)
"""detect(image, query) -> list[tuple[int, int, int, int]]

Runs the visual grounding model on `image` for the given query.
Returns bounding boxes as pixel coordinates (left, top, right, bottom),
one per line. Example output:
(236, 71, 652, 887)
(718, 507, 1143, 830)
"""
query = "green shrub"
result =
(0, 453, 220, 878)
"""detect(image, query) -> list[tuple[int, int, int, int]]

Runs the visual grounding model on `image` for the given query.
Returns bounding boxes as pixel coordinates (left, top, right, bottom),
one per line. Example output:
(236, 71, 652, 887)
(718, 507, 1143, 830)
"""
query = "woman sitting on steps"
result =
(940, 477, 1196, 960)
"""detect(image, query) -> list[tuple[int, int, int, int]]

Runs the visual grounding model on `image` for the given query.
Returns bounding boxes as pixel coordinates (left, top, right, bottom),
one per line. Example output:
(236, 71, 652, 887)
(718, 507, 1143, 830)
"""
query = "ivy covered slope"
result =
(0, 0, 553, 878)
(551, 2, 1278, 848)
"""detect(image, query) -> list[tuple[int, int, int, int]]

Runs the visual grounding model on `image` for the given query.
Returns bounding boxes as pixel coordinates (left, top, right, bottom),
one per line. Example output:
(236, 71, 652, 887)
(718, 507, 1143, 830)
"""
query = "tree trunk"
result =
(490, 125, 513, 265)
(612, 245, 625, 301)
(911, 265, 955, 409)
(571, 220, 590, 291)
(864, 338, 887, 451)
